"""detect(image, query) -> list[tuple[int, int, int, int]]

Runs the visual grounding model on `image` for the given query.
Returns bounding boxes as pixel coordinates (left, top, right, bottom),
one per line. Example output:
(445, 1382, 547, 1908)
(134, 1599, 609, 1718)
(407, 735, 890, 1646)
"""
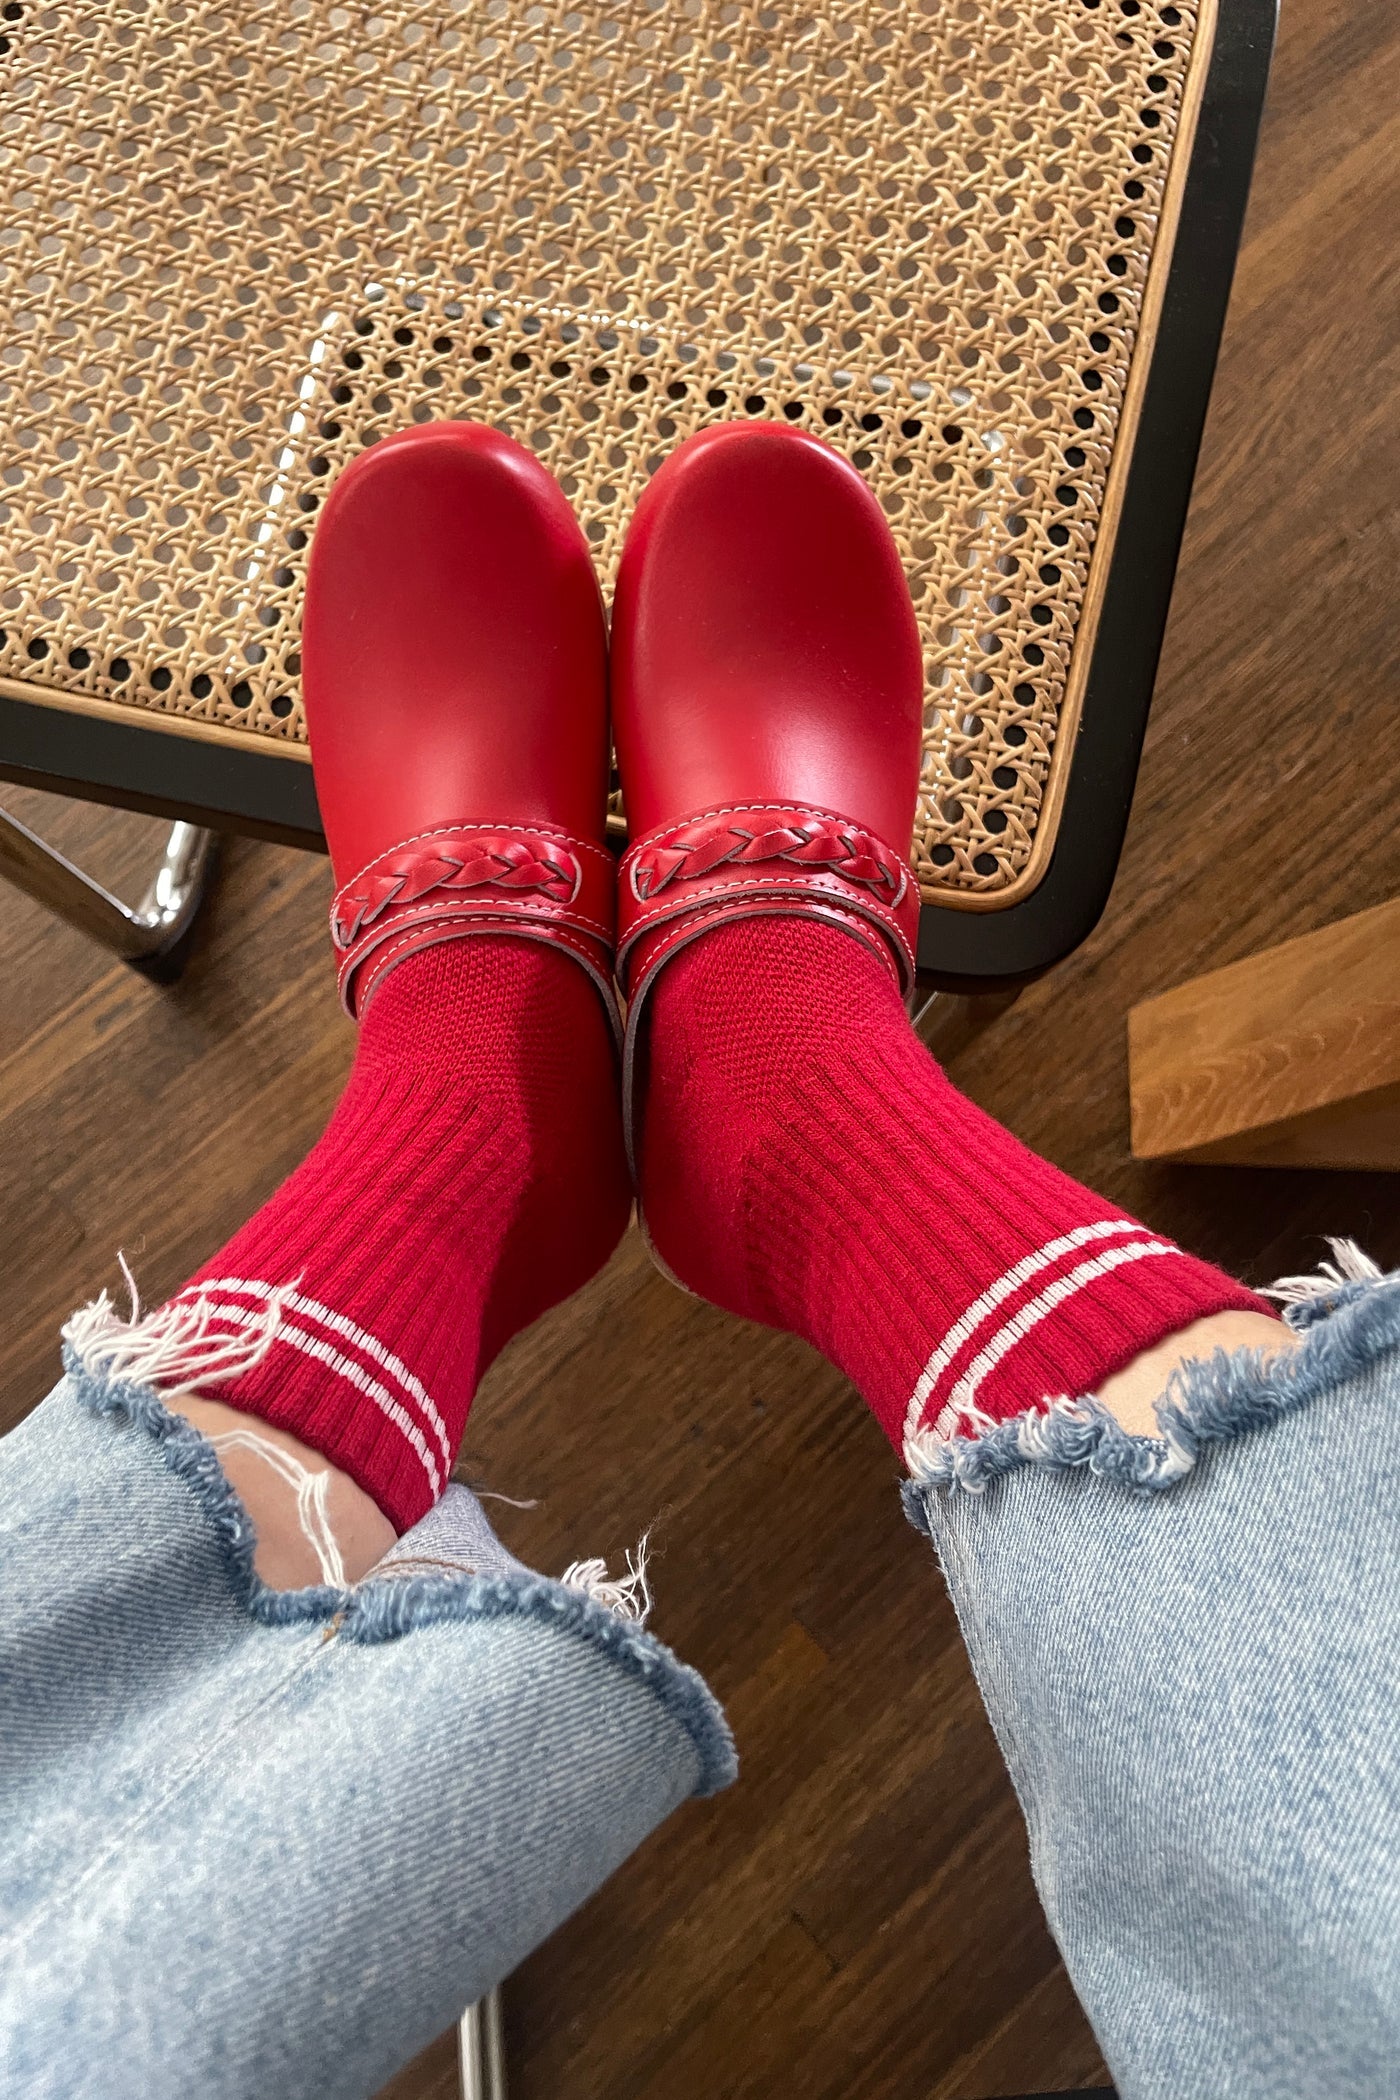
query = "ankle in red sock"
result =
(175, 937, 629, 1531)
(638, 918, 1272, 1467)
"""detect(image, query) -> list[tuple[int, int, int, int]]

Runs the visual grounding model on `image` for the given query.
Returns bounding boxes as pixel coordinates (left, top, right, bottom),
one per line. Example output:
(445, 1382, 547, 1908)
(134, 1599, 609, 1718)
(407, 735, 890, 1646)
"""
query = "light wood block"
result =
(1129, 898, 1400, 1169)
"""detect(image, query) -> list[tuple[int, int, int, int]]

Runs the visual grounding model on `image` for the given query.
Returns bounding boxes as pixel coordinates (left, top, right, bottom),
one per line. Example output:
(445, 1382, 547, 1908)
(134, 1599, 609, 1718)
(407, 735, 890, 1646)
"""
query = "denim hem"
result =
(63, 1348, 737, 1798)
(900, 1259, 1400, 1533)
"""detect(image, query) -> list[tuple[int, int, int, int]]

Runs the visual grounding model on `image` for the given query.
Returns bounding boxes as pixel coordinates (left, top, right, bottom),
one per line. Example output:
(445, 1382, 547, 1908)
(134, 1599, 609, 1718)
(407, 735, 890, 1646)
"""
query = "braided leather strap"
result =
(617, 801, 920, 1001)
(332, 823, 617, 1025)
(630, 813, 908, 905)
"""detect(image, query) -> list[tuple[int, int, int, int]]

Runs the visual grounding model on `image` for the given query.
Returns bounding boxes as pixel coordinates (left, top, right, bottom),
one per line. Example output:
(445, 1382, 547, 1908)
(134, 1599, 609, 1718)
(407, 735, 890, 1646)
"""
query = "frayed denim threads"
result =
(1, 1364, 733, 2100)
(903, 1258, 1400, 1526)
(914, 1260, 1400, 2099)
(65, 1344, 736, 1796)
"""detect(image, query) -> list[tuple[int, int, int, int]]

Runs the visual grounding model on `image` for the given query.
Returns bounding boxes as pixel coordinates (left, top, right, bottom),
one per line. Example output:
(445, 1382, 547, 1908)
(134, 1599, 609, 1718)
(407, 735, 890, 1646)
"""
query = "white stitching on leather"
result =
(623, 893, 912, 989)
(624, 829, 909, 912)
(621, 869, 915, 939)
(336, 890, 616, 960)
(344, 918, 618, 1021)
(617, 873, 916, 974)
(346, 913, 611, 978)
(622, 800, 879, 846)
(331, 820, 613, 914)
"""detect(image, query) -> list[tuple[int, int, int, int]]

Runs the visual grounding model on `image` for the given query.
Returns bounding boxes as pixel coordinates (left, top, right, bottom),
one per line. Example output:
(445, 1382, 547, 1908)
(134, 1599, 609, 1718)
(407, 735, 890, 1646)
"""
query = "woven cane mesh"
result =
(0, 0, 1210, 904)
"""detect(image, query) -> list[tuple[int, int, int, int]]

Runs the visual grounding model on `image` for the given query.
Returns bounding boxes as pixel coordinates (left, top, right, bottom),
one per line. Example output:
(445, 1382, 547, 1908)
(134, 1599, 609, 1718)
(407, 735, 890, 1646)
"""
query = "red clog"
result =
(303, 422, 617, 1029)
(611, 422, 925, 1136)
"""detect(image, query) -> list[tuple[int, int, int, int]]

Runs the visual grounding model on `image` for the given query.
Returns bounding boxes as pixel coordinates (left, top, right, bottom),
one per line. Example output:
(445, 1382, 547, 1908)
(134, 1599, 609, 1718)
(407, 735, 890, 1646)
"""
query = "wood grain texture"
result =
(1129, 897, 1400, 1165)
(1162, 1083, 1400, 1171)
(4, 5, 1399, 2094)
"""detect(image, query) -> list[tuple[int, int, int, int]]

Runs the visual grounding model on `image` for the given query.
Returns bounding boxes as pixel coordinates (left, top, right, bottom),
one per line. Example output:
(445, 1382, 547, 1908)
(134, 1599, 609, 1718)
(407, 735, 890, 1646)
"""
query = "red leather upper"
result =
(611, 423, 925, 1004)
(611, 422, 924, 853)
(302, 422, 616, 1021)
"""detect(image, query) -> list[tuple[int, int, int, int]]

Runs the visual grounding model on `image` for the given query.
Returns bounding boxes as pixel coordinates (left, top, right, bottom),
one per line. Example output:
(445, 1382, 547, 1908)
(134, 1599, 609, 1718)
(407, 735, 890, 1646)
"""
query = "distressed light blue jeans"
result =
(2, 1254, 1398, 2100)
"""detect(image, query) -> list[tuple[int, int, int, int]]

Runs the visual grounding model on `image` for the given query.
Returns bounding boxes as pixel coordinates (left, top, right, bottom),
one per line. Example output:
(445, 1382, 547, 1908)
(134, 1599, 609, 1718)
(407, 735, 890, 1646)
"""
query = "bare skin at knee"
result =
(1097, 1310, 1299, 1438)
(167, 1393, 396, 1589)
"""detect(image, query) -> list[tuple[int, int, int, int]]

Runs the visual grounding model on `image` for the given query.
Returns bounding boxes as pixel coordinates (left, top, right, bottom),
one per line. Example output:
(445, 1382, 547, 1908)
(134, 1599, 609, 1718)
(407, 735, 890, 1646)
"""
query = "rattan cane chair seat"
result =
(0, 0, 1215, 906)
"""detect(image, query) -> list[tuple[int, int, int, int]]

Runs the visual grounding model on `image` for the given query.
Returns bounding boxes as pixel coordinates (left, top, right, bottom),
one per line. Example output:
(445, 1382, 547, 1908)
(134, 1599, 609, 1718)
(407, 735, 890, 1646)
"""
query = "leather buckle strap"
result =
(331, 823, 618, 1026)
(617, 801, 920, 999)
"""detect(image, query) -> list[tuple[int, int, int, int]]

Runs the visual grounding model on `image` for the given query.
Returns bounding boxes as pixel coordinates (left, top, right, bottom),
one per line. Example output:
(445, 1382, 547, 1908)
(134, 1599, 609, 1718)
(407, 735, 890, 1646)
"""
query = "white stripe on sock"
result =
(922, 1238, 1184, 1444)
(901, 1219, 1156, 1449)
(190, 1298, 444, 1499)
(189, 1277, 452, 1472)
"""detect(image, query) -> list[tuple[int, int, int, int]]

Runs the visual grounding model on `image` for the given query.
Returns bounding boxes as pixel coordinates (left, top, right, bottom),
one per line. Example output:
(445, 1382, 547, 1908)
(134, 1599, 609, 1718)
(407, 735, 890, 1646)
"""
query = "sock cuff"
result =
(638, 915, 1276, 1474)
(172, 938, 630, 1533)
(905, 1227, 1271, 1451)
(171, 1277, 460, 1532)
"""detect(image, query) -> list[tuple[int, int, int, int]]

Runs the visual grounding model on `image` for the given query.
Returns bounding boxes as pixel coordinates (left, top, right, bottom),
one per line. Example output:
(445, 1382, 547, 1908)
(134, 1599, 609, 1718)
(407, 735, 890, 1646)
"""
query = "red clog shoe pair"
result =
(305, 421, 924, 1145)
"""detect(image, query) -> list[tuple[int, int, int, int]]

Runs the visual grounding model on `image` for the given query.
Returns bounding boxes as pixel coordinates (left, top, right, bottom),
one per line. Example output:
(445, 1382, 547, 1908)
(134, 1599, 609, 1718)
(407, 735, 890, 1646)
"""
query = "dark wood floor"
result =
(4, 4, 1399, 2094)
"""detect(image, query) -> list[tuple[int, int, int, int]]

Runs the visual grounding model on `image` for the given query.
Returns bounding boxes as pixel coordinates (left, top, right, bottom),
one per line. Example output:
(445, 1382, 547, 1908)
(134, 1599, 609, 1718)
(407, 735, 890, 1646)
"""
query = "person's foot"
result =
(611, 419, 925, 1106)
(612, 423, 1278, 1468)
(161, 425, 629, 1573)
(310, 421, 619, 1024)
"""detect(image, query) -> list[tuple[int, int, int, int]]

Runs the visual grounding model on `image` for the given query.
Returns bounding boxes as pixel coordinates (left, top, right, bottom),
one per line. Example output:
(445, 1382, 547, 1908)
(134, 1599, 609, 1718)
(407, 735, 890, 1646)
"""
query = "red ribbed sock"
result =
(175, 939, 629, 1530)
(638, 920, 1272, 1463)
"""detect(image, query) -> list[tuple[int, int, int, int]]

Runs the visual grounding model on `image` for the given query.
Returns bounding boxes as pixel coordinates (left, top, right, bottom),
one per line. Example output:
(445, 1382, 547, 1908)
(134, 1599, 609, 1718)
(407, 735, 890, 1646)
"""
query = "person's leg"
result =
(638, 917, 1287, 1467)
(906, 1248, 1400, 2100)
(639, 926, 1400, 2098)
(611, 426, 1398, 2097)
(0, 1363, 733, 2100)
(1094, 1304, 1294, 1431)
(1, 420, 726, 2099)
(93, 423, 632, 1584)
(611, 426, 1283, 1477)
(152, 931, 627, 1583)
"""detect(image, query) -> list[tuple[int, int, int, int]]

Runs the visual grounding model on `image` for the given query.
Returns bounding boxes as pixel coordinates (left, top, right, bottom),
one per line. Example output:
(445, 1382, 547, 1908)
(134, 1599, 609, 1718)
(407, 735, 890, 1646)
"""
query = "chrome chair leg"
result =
(0, 807, 218, 982)
(458, 1986, 507, 2100)
(911, 985, 1021, 1062)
